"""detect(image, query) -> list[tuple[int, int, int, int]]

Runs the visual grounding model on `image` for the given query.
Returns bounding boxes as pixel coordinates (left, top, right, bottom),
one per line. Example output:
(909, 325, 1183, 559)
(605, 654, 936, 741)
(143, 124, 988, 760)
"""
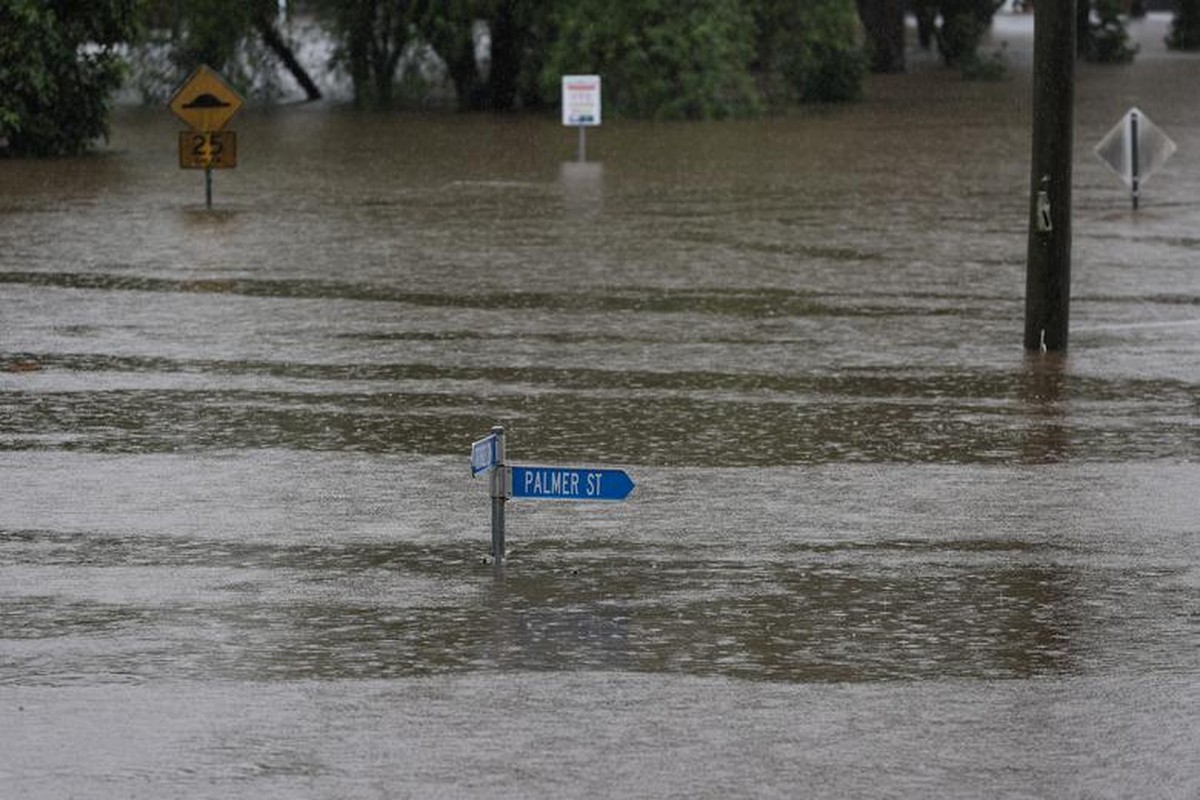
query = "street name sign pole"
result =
(470, 427, 507, 562)
(471, 425, 635, 566)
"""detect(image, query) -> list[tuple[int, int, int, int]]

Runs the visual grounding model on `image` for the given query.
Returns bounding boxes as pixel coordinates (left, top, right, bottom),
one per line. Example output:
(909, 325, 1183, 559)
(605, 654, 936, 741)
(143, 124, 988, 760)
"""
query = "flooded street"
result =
(2, 15, 1198, 798)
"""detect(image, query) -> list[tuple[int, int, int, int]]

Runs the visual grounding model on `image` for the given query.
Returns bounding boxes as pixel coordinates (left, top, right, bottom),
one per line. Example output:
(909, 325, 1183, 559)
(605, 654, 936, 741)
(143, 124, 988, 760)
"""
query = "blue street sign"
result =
(471, 433, 499, 476)
(509, 466, 635, 502)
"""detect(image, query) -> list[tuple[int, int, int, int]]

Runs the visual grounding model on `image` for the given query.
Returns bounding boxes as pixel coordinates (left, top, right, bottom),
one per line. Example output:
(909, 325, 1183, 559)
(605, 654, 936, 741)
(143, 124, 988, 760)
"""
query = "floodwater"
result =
(2, 14, 1198, 799)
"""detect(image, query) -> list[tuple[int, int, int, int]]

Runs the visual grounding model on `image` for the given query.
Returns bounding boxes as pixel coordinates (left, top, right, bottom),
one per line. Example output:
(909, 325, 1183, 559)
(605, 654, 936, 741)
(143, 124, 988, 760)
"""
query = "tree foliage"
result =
(315, 0, 872, 117)
(934, 0, 1004, 67)
(0, 0, 141, 156)
(165, 0, 259, 74)
(855, 0, 906, 72)
(1167, 0, 1200, 50)
(2, 0, 873, 153)
(313, 0, 416, 110)
(1081, 0, 1138, 63)
(415, 0, 551, 111)
(541, 0, 763, 120)
(756, 0, 866, 103)
(132, 0, 320, 103)
(864, 0, 1014, 74)
(315, 0, 866, 117)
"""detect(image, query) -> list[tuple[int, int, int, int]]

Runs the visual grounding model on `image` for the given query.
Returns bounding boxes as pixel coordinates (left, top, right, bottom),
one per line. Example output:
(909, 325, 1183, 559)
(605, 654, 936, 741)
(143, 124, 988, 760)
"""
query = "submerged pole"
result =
(1024, 0, 1077, 353)
(490, 425, 506, 566)
(1130, 109, 1140, 211)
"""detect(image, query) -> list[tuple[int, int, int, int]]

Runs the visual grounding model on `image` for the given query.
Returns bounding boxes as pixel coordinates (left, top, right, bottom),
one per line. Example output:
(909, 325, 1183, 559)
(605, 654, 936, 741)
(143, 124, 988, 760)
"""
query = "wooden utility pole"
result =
(1024, 0, 1077, 353)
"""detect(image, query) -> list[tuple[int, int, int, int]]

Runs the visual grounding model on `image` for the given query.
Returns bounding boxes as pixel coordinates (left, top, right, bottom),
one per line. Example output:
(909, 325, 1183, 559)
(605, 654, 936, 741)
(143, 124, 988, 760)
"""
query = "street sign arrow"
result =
(509, 466, 635, 502)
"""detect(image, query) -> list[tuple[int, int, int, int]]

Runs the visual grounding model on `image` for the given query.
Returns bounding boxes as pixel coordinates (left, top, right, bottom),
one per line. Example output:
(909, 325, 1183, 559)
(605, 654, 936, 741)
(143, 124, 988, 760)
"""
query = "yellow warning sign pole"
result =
(167, 65, 243, 209)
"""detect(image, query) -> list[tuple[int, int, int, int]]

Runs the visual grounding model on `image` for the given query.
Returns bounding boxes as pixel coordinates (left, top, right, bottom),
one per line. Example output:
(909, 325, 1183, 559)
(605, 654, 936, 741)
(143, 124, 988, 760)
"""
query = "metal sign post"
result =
(488, 427, 507, 565)
(1131, 111, 1140, 210)
(471, 426, 635, 565)
(168, 65, 244, 209)
(471, 427, 506, 564)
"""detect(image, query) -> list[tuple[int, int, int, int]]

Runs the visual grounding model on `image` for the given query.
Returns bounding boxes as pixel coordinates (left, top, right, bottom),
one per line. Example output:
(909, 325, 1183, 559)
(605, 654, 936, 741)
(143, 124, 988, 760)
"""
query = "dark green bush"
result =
(937, 8, 987, 66)
(961, 42, 1009, 81)
(0, 0, 140, 156)
(1167, 0, 1200, 50)
(755, 0, 866, 105)
(1084, 0, 1138, 63)
(542, 0, 762, 120)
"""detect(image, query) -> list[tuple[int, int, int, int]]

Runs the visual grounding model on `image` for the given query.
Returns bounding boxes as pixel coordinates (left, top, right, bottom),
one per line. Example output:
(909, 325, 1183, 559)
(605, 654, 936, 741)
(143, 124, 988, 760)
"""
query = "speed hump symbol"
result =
(169, 65, 243, 132)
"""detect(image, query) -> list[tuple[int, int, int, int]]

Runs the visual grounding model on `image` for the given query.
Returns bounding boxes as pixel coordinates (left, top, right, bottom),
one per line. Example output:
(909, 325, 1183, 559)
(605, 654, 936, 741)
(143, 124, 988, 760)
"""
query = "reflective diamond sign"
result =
(169, 65, 243, 132)
(1094, 107, 1175, 207)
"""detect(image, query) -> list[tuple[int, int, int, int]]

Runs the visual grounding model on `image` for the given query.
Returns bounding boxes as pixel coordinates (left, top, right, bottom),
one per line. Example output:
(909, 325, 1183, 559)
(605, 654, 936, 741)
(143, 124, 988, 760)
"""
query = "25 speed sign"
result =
(179, 131, 237, 169)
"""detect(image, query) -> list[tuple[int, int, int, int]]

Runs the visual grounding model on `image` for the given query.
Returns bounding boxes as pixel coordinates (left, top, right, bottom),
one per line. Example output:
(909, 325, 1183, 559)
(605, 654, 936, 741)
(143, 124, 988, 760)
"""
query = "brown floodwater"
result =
(1, 14, 1198, 799)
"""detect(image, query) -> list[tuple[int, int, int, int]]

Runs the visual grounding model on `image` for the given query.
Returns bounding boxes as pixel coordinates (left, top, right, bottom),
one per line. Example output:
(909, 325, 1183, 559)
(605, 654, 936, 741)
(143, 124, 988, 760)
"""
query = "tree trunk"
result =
(1167, 0, 1200, 49)
(856, 0, 907, 73)
(1076, 0, 1092, 57)
(347, 2, 374, 108)
(449, 58, 485, 112)
(914, 0, 938, 49)
(373, 46, 395, 109)
(255, 14, 322, 101)
(487, 0, 521, 111)
(372, 2, 395, 109)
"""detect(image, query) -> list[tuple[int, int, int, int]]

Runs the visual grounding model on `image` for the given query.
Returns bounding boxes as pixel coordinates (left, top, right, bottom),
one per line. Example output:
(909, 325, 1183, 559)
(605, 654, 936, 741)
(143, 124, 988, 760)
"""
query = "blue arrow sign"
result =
(509, 466, 635, 502)
(471, 433, 499, 476)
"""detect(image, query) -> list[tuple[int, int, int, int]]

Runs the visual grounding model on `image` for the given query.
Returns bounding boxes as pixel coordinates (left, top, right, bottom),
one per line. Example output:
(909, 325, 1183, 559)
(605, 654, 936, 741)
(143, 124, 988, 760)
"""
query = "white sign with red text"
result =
(562, 75, 601, 127)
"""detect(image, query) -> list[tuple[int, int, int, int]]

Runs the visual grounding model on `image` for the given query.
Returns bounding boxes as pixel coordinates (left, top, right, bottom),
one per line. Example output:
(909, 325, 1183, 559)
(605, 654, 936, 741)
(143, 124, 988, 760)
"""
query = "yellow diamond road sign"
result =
(169, 65, 243, 132)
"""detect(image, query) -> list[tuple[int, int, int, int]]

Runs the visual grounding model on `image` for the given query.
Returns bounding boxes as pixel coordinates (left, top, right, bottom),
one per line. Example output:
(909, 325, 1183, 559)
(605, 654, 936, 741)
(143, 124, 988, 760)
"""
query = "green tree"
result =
(313, 0, 864, 115)
(167, 0, 256, 73)
(855, 0, 906, 72)
(754, 0, 866, 104)
(416, 0, 552, 111)
(541, 0, 762, 120)
(317, 0, 416, 109)
(414, 0, 485, 109)
(0, 0, 141, 156)
(131, 0, 320, 103)
(1167, 0, 1200, 50)
(316, 0, 548, 111)
(485, 0, 550, 110)
(1080, 0, 1137, 63)
(935, 0, 1004, 67)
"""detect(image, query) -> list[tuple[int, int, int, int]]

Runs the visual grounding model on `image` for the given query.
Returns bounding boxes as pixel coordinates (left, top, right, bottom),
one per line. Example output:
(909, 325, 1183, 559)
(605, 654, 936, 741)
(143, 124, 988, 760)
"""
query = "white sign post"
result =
(562, 75, 601, 162)
(1094, 107, 1176, 210)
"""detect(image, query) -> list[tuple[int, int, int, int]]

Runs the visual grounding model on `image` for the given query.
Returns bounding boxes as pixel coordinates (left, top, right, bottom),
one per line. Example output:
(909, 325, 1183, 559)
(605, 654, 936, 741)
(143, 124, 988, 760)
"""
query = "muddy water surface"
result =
(2, 15, 1198, 799)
